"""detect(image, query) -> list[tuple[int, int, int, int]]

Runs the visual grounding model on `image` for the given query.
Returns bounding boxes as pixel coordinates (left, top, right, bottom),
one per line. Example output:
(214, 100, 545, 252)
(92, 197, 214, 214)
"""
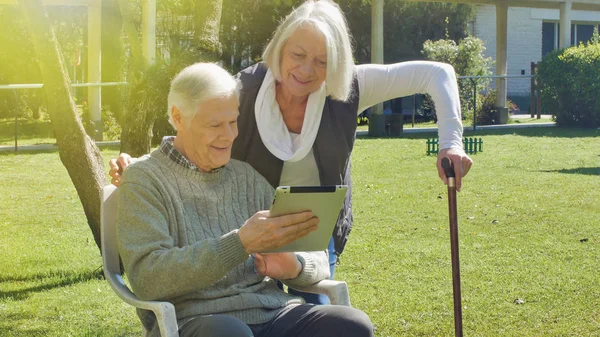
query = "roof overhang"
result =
(403, 0, 600, 12)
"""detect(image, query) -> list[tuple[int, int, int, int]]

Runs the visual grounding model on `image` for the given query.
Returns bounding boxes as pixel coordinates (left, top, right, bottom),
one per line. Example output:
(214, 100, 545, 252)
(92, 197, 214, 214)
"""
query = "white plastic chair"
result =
(101, 185, 351, 337)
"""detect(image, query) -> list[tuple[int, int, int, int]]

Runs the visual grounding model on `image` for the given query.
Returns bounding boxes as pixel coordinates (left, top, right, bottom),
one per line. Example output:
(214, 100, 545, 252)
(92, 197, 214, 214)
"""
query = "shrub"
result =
(102, 107, 122, 141)
(77, 102, 121, 140)
(538, 35, 600, 128)
(475, 90, 518, 126)
(475, 91, 496, 125)
(422, 35, 494, 121)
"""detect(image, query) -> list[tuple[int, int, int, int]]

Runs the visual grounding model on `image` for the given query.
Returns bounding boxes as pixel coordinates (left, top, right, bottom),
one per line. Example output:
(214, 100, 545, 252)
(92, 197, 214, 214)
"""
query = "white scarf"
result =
(255, 69, 326, 162)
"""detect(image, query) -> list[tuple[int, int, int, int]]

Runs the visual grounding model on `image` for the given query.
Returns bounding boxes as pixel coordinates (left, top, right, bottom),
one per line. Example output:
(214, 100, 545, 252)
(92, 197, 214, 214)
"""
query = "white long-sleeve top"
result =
(357, 61, 463, 149)
(280, 61, 464, 186)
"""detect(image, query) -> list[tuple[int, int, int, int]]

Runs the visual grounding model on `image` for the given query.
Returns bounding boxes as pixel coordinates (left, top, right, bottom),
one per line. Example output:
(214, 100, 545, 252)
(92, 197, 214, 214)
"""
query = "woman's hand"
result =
(253, 252, 302, 280)
(238, 210, 318, 254)
(437, 147, 473, 192)
(108, 153, 134, 186)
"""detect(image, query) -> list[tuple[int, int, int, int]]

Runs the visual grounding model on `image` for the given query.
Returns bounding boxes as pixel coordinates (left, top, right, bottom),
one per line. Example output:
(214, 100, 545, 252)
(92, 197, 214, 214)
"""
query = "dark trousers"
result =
(178, 304, 373, 337)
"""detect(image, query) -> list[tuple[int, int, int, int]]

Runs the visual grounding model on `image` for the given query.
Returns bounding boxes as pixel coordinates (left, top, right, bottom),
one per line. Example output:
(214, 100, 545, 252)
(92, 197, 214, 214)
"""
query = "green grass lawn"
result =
(1, 128, 599, 336)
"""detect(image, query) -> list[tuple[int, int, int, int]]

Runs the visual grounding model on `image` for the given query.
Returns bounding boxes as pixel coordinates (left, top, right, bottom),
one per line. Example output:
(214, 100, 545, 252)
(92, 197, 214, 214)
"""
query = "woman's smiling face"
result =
(278, 25, 328, 99)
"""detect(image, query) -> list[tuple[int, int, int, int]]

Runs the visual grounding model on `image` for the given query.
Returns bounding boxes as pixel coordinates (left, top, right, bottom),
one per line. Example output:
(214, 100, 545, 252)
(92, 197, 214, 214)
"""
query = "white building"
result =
(473, 4, 600, 110)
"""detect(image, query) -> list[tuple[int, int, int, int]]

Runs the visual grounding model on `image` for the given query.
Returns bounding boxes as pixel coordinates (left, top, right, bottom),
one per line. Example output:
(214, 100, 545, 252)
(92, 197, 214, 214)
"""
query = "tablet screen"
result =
(263, 185, 348, 253)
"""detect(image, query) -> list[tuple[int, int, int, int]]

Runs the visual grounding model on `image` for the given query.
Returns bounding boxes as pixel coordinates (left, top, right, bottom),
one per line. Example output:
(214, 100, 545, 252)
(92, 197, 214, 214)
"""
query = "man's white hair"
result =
(262, 0, 354, 101)
(167, 63, 239, 128)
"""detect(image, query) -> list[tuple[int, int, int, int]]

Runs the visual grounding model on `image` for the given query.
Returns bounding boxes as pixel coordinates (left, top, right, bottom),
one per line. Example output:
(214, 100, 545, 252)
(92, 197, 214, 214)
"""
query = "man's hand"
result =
(437, 147, 473, 192)
(108, 153, 134, 186)
(253, 252, 302, 280)
(238, 210, 318, 254)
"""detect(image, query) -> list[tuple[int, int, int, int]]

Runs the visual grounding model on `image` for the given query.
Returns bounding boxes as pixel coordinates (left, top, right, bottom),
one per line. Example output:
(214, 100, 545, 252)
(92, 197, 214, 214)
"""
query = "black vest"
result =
(231, 62, 359, 255)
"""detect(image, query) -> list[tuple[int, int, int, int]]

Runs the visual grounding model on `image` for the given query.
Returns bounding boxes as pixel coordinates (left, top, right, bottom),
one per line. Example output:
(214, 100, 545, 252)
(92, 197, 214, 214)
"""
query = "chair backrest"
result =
(101, 185, 121, 277)
(100, 184, 179, 337)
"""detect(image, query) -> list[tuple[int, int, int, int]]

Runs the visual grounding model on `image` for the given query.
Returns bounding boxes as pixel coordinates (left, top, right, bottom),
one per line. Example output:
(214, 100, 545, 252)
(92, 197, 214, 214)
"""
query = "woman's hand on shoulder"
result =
(109, 153, 134, 186)
(437, 147, 473, 192)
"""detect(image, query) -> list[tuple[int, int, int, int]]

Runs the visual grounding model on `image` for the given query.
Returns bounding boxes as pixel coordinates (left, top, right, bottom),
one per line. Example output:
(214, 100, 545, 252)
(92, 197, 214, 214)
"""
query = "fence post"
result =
(536, 78, 542, 119)
(530, 62, 536, 118)
(13, 89, 18, 152)
(470, 78, 477, 131)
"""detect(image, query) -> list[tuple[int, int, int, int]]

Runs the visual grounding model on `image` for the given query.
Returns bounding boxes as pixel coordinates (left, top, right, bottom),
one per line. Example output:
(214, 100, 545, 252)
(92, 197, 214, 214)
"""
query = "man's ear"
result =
(171, 106, 185, 131)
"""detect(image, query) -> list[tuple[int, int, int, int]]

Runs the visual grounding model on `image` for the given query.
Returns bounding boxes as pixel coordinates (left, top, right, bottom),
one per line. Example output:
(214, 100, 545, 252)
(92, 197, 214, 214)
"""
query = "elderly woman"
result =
(111, 0, 473, 305)
(117, 62, 373, 337)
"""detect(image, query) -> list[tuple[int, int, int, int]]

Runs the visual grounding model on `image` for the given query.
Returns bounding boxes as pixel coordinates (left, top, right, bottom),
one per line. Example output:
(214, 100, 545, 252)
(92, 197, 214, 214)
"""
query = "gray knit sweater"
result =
(117, 148, 329, 334)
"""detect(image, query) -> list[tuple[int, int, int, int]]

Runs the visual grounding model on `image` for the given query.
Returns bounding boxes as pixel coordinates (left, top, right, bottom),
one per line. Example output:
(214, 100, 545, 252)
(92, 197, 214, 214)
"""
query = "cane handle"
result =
(442, 157, 455, 179)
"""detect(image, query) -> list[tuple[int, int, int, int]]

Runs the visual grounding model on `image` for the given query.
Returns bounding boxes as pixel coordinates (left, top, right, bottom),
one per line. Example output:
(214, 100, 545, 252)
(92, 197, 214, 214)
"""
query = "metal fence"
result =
(0, 82, 126, 152)
(456, 74, 535, 131)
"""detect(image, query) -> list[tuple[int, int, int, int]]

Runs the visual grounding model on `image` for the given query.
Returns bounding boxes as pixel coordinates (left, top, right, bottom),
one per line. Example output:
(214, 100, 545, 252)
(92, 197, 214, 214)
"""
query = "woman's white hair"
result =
(262, 0, 354, 101)
(167, 63, 239, 128)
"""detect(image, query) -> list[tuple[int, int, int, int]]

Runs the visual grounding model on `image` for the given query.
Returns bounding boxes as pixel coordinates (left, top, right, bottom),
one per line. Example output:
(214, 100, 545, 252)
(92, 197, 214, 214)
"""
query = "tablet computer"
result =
(263, 185, 348, 253)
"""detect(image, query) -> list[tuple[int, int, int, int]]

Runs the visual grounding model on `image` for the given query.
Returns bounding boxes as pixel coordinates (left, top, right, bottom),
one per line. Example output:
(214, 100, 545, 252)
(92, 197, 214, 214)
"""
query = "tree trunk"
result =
(18, 0, 107, 251)
(194, 0, 223, 60)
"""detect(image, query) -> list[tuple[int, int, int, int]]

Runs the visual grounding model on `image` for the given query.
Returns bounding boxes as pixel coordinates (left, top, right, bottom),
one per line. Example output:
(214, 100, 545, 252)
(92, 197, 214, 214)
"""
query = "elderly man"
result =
(116, 63, 373, 337)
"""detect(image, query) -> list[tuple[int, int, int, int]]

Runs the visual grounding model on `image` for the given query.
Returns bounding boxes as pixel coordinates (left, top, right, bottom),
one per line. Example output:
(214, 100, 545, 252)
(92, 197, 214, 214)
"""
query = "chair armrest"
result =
(104, 270, 179, 337)
(290, 280, 351, 307)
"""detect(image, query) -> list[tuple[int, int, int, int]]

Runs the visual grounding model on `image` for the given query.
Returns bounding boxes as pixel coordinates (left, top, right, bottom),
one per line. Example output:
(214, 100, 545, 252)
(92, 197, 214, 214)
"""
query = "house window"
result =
(577, 24, 595, 45)
(542, 22, 599, 56)
(542, 22, 556, 56)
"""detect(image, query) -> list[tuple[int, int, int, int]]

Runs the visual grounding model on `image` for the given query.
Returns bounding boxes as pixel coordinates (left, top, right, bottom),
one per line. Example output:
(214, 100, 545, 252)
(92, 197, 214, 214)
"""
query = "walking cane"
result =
(442, 157, 463, 337)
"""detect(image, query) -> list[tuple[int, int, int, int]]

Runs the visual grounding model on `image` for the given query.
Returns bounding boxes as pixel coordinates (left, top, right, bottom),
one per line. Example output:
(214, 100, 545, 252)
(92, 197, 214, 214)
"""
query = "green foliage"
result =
(78, 101, 96, 137)
(538, 37, 600, 128)
(78, 103, 122, 141)
(216, 0, 475, 71)
(475, 90, 497, 126)
(101, 107, 122, 141)
(357, 115, 369, 126)
(474, 90, 516, 126)
(146, 51, 208, 145)
(0, 118, 55, 146)
(422, 36, 494, 120)
(1, 6, 87, 120)
(0, 6, 44, 119)
(474, 90, 518, 126)
(219, 0, 296, 73)
(341, 1, 475, 63)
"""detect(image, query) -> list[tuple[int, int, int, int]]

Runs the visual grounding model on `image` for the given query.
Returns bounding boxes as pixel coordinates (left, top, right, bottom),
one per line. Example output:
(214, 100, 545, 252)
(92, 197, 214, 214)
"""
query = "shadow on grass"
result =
(541, 167, 600, 176)
(0, 268, 104, 301)
(357, 126, 600, 140)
